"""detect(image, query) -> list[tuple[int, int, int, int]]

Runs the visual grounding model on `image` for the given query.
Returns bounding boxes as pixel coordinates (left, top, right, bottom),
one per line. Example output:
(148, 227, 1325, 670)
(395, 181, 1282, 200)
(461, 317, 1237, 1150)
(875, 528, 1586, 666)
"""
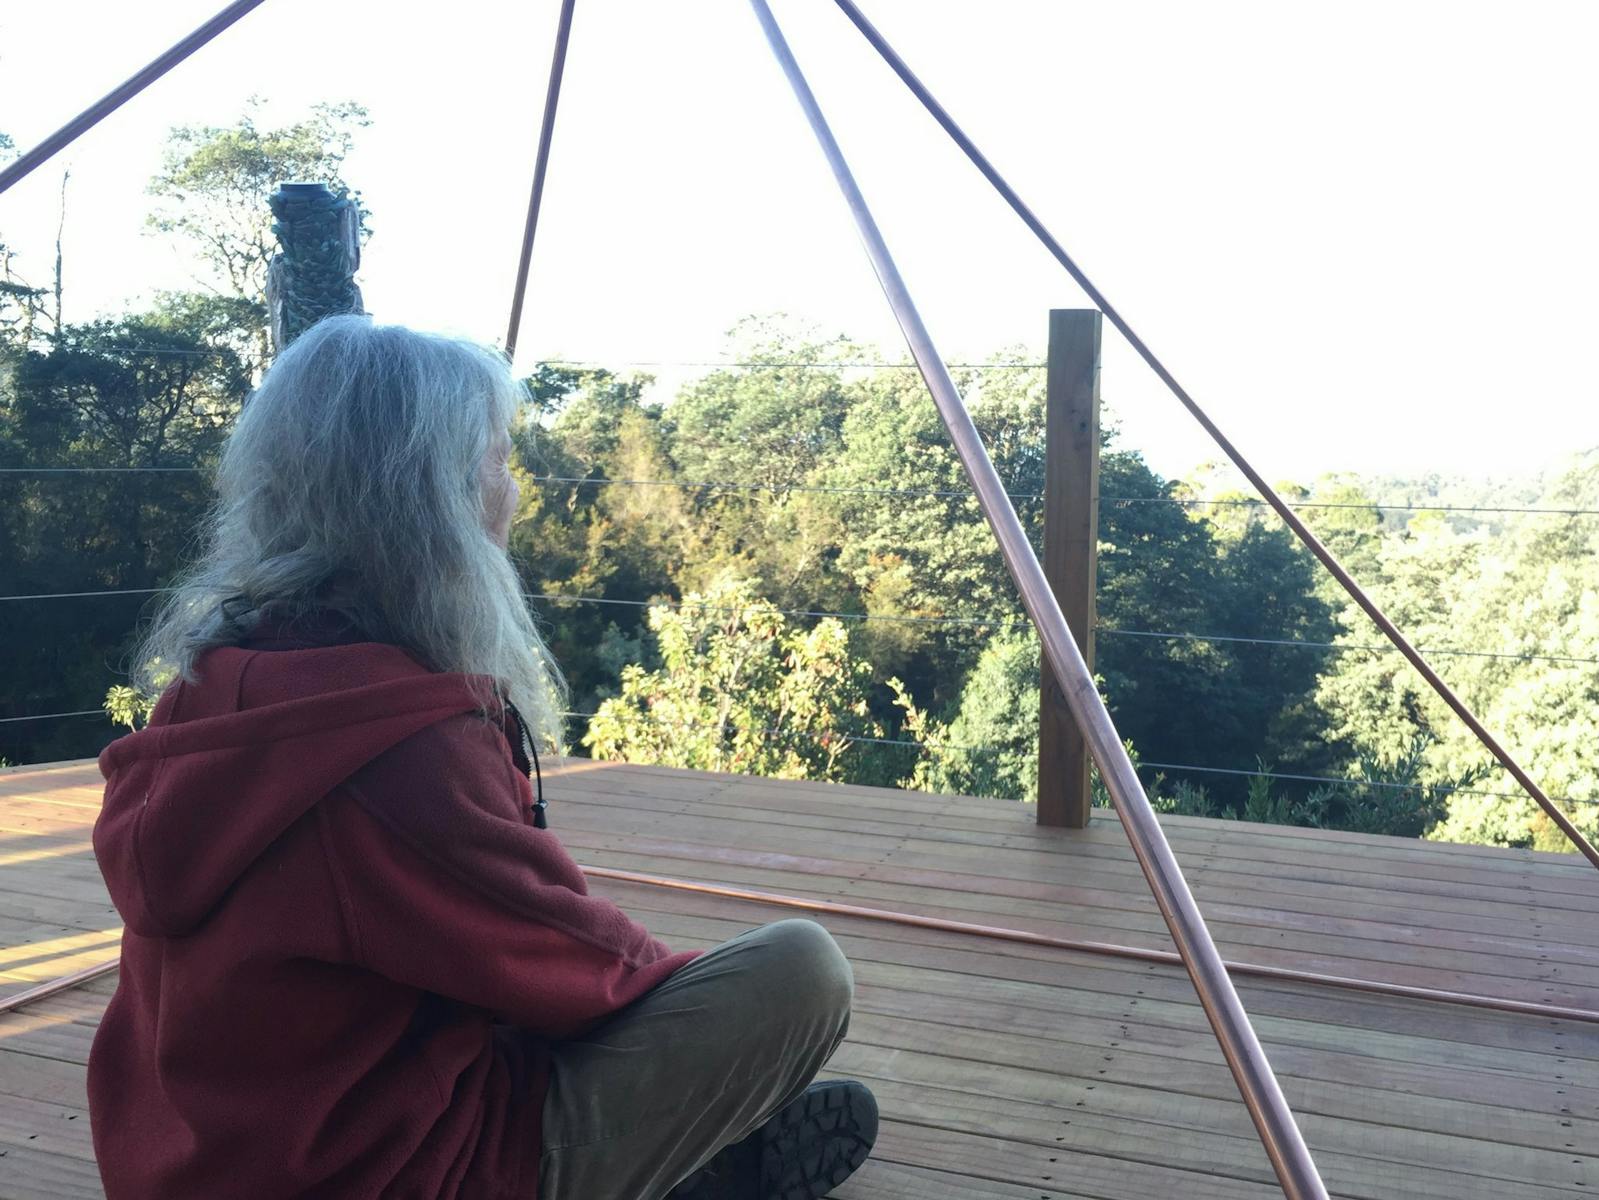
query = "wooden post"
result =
(1037, 309, 1101, 827)
(266, 182, 364, 355)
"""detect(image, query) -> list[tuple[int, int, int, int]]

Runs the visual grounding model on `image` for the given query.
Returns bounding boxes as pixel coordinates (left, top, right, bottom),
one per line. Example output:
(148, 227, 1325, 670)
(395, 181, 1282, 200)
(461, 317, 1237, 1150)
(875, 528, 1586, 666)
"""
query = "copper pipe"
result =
(0, 0, 269, 198)
(745, 4, 1328, 1196)
(830, 0, 1599, 872)
(503, 0, 577, 362)
(584, 865, 1599, 1025)
(9, 863, 1597, 1031)
(0, 959, 119, 1015)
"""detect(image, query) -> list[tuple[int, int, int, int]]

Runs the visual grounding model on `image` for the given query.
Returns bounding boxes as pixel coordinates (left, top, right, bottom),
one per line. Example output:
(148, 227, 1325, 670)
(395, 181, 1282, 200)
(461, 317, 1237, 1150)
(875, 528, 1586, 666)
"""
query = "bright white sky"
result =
(1, 0, 1594, 484)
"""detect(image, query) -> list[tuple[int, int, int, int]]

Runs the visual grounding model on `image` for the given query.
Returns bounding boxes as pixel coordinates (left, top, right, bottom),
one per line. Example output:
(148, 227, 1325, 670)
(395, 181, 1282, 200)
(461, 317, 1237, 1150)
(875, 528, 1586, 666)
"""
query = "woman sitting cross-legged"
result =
(89, 315, 878, 1200)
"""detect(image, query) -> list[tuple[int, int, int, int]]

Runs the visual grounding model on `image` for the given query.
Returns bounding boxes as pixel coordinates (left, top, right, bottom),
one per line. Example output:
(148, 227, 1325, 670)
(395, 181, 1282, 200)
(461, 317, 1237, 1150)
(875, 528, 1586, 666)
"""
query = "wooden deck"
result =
(1, 756, 1596, 1199)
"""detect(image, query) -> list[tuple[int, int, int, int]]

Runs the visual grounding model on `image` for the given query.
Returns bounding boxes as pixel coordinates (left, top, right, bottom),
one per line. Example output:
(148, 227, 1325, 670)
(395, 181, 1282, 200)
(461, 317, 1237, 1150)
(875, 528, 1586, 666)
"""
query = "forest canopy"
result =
(4, 107, 1595, 855)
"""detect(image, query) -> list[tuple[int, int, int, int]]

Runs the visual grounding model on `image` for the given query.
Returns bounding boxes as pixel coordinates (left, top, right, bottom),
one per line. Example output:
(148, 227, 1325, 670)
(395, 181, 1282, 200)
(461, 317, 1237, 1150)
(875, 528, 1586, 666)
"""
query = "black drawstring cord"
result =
(528, 738, 547, 830)
(507, 702, 548, 829)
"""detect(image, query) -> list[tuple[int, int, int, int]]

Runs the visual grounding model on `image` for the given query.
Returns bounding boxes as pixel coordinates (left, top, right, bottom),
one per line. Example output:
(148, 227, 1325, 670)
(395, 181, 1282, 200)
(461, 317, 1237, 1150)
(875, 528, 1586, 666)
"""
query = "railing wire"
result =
(6, 586, 1599, 669)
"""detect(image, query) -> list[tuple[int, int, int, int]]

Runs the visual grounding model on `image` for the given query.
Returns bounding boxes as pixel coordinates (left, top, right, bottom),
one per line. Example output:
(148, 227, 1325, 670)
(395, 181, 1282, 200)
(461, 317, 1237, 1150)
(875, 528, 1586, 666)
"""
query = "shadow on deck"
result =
(1, 757, 1595, 1198)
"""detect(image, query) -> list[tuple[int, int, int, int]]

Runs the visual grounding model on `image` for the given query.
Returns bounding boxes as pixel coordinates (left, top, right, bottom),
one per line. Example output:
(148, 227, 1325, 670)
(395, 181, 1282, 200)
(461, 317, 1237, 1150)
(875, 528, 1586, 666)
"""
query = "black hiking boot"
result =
(668, 1079, 879, 1200)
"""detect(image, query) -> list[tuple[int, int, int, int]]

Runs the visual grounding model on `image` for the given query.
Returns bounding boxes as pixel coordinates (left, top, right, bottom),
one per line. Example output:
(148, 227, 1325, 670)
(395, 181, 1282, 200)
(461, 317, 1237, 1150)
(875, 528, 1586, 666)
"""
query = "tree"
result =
(1093, 448, 1232, 773)
(583, 576, 899, 782)
(1305, 733, 1473, 839)
(1312, 458, 1599, 850)
(510, 365, 687, 714)
(899, 626, 1040, 802)
(660, 322, 862, 612)
(663, 319, 859, 493)
(1, 298, 252, 765)
(806, 358, 1049, 701)
(1206, 516, 1340, 774)
(7, 306, 249, 469)
(1301, 474, 1386, 586)
(0, 133, 55, 345)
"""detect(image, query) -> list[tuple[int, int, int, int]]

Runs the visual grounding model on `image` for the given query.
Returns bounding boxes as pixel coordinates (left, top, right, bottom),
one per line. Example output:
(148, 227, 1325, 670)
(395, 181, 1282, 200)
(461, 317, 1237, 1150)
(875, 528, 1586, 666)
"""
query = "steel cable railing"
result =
(827, 0, 1597, 876)
(561, 710, 1599, 809)
(1112, 496, 1599, 518)
(12, 464, 1599, 521)
(520, 471, 1599, 517)
(535, 358, 1046, 370)
(1128, 760, 1596, 809)
(9, 583, 1599, 670)
(529, 473, 1599, 519)
(0, 709, 107, 726)
(7, 476, 1596, 823)
(1096, 627, 1599, 669)
(10, 696, 1598, 811)
(2, 345, 1049, 369)
(0, 467, 211, 475)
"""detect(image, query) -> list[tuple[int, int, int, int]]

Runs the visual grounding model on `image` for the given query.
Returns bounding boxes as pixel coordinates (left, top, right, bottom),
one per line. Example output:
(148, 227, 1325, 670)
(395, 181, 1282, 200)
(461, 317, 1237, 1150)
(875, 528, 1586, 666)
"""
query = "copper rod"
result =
(0, 0, 269, 198)
(8, 861, 1596, 1029)
(745, 4, 1327, 1196)
(503, 0, 577, 362)
(0, 959, 119, 1015)
(8, 864, 1597, 1031)
(830, 0, 1599, 872)
(584, 864, 1599, 1025)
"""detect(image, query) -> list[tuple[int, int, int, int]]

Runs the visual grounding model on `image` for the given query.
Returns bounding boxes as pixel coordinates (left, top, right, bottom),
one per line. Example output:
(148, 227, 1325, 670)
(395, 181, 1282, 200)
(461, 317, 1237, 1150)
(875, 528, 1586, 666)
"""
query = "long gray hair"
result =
(130, 315, 566, 746)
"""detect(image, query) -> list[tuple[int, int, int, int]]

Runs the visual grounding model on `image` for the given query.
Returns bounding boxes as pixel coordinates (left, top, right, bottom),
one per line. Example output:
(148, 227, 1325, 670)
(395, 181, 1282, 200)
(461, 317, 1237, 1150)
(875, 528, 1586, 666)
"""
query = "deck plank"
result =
(0, 758, 1595, 1198)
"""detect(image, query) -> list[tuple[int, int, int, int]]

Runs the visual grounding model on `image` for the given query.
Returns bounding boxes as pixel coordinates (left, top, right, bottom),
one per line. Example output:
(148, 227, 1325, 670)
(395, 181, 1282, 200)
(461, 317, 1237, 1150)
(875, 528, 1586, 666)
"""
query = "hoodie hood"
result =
(96, 640, 491, 936)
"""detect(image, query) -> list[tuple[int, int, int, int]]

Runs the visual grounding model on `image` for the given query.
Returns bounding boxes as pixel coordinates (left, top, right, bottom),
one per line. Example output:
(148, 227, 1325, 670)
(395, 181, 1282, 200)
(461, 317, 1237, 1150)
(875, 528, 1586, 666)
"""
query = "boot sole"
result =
(757, 1080, 879, 1200)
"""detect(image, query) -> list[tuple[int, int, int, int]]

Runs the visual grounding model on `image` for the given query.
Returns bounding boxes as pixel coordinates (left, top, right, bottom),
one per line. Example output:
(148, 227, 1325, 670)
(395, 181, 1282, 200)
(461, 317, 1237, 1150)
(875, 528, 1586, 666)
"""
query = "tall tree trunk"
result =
(52, 171, 68, 341)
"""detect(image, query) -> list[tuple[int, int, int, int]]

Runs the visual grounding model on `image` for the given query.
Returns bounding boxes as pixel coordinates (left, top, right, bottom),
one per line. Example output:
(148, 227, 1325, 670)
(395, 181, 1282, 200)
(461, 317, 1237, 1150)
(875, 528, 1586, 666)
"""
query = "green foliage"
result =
(7, 303, 251, 467)
(105, 685, 155, 732)
(661, 324, 862, 615)
(0, 130, 49, 342)
(899, 627, 1040, 802)
(582, 577, 897, 782)
(1299, 475, 1387, 584)
(1089, 743, 1222, 818)
(501, 320, 1595, 853)
(1302, 734, 1464, 839)
(1153, 779, 1221, 817)
(0, 251, 48, 344)
(2, 293, 255, 762)
(1311, 457, 1599, 851)
(1, 107, 282, 763)
(6, 98, 1595, 861)
(664, 319, 857, 492)
(509, 366, 685, 714)
(812, 359, 1045, 685)
(105, 660, 174, 732)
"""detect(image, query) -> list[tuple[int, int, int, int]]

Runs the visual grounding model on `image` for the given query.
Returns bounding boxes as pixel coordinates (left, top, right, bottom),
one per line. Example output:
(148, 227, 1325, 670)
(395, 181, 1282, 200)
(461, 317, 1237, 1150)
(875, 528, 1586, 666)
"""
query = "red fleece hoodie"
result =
(89, 617, 697, 1199)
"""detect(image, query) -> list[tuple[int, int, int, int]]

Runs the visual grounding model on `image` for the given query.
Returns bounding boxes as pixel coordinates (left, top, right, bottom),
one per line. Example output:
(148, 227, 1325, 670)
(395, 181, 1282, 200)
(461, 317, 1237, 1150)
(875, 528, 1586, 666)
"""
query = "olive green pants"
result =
(537, 919, 855, 1200)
